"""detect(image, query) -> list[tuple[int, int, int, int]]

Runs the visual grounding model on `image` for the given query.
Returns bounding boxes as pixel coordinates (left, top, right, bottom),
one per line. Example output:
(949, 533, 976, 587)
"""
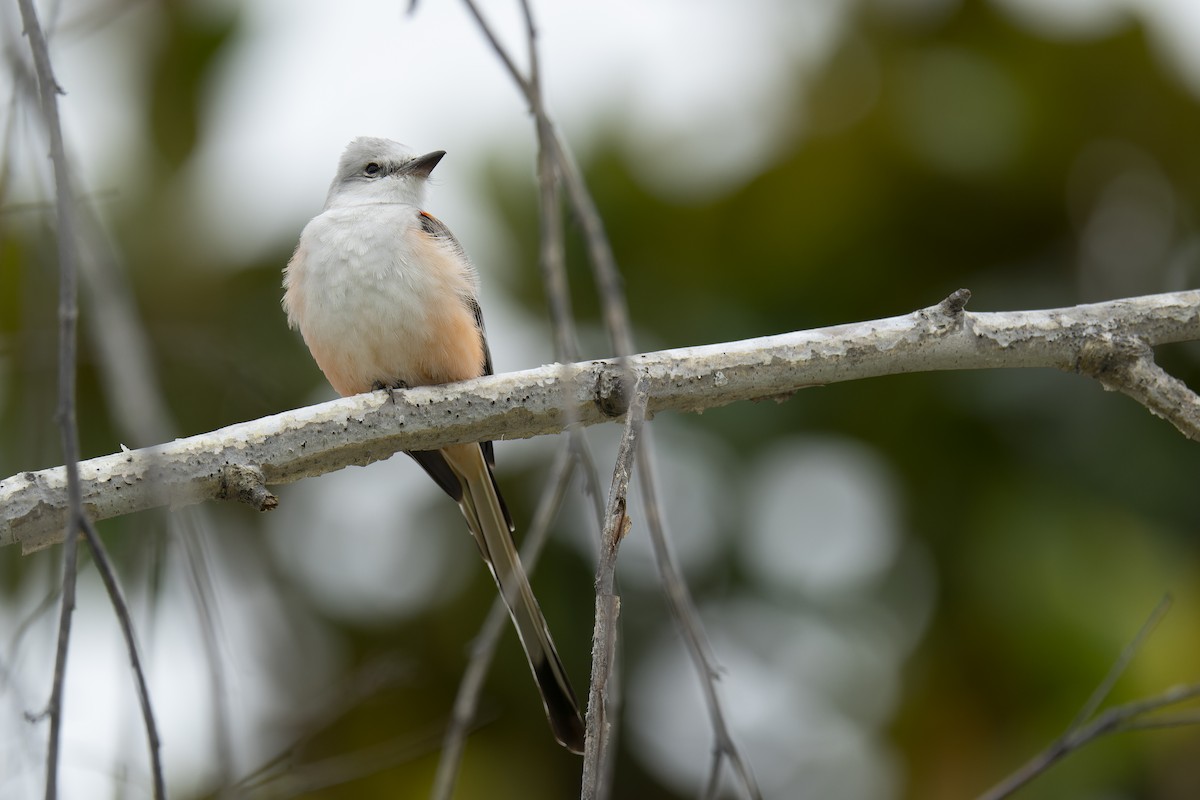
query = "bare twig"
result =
(425, 9, 610, 796)
(550, 134, 633, 359)
(459, 0, 527, 99)
(979, 686, 1200, 800)
(459, 0, 630, 359)
(177, 515, 237, 795)
(5, 6, 174, 451)
(978, 597, 1200, 800)
(1071, 594, 1173, 730)
(16, 2, 165, 797)
(245, 727, 445, 799)
(499, 0, 758, 786)
(430, 442, 579, 800)
(236, 654, 418, 795)
(77, 517, 165, 796)
(16, 3, 87, 796)
(582, 375, 649, 800)
(443, 2, 612, 550)
(509, 0, 611, 568)
(482, 3, 758, 788)
(11, 27, 234, 790)
(637, 433, 763, 800)
(73, 205, 177, 447)
(454, 8, 630, 793)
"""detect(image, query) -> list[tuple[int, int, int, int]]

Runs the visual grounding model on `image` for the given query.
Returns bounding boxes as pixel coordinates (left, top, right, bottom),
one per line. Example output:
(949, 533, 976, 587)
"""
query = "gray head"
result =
(323, 136, 445, 210)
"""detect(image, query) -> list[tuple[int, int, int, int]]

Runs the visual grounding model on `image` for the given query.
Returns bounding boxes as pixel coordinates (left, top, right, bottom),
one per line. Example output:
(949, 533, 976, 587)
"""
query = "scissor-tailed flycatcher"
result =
(282, 137, 585, 753)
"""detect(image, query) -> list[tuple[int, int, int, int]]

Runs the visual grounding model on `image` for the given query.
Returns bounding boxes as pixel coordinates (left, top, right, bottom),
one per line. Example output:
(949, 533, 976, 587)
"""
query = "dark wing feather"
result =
(407, 450, 461, 501)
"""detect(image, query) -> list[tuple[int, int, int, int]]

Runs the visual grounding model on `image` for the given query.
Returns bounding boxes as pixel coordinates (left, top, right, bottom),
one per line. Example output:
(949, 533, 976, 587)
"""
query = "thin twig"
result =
(9, 61, 177, 447)
(235, 654, 418, 794)
(455, 7, 760, 794)
(567, 433, 609, 535)
(456, 0, 609, 539)
(509, 7, 621, 789)
(581, 375, 649, 800)
(514, 9, 760, 793)
(460, 0, 529, 99)
(16, 3, 165, 797)
(508, 0, 610, 546)
(456, 6, 639, 796)
(14, 28, 229, 788)
(531, 62, 579, 361)
(454, 0, 586, 360)
(428, 10, 607, 796)
(430, 442, 579, 800)
(978, 683, 1200, 800)
(460, 0, 630, 360)
(246, 727, 446, 799)
(549, 134, 634, 359)
(637, 433, 764, 800)
(1070, 593, 1172, 729)
(16, 3, 86, 797)
(498, 3, 759, 787)
(978, 599, 1200, 800)
(13, 29, 224, 793)
(78, 517, 165, 797)
(178, 515, 237, 796)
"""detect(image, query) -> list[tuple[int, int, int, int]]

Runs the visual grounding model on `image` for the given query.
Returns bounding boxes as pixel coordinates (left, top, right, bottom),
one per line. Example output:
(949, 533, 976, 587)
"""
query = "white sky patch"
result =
(12, 0, 1200, 264)
(181, 0, 848, 262)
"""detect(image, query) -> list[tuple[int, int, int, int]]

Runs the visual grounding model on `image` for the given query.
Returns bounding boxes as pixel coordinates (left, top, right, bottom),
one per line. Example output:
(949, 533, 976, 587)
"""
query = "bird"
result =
(282, 136, 585, 753)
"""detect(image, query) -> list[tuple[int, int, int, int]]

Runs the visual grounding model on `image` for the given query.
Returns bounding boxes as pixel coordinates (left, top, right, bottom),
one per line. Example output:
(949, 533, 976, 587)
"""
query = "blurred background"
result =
(3, 0, 1200, 798)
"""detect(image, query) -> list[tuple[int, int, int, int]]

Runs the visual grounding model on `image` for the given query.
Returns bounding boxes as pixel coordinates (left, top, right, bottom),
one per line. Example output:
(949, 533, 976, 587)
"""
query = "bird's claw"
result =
(372, 379, 409, 405)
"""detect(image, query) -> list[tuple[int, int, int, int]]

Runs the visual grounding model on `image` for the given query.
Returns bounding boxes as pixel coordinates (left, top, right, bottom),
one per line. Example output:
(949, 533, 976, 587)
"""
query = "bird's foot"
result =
(372, 379, 409, 405)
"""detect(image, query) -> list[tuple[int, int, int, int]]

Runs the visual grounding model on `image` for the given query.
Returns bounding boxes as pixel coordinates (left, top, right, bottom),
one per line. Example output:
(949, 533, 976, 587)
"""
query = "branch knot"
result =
(217, 464, 278, 511)
(1076, 334, 1152, 382)
(594, 366, 632, 418)
(919, 288, 972, 335)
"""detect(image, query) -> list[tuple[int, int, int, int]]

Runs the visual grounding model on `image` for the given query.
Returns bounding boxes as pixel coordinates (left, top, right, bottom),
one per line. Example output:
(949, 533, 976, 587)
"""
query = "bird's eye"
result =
(364, 162, 381, 177)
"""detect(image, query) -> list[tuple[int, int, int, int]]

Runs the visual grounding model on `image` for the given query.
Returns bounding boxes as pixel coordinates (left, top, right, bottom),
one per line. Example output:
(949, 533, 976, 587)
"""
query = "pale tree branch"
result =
(4, 290, 1200, 553)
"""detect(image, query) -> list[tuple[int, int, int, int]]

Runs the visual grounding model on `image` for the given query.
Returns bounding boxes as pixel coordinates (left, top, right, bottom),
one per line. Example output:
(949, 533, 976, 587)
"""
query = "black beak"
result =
(404, 150, 446, 178)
